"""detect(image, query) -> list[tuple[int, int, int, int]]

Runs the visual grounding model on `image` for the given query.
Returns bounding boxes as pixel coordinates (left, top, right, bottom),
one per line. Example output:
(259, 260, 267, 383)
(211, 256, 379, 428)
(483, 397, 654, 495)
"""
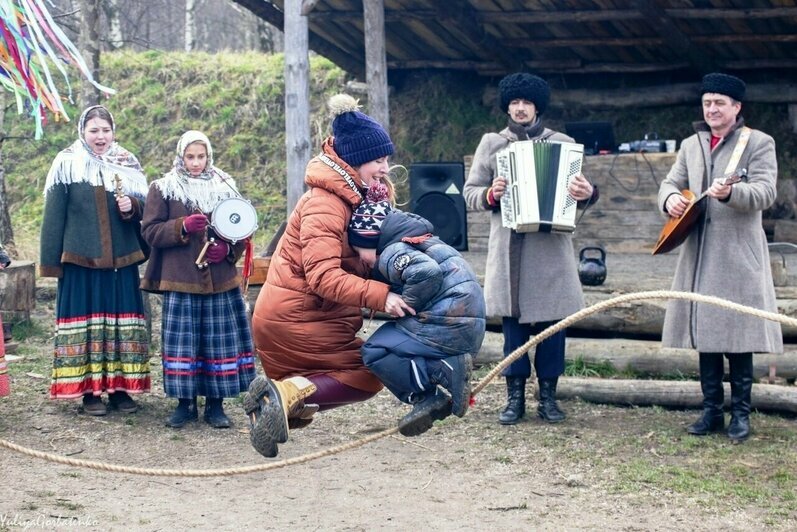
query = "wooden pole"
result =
(284, 0, 311, 216)
(363, 0, 389, 130)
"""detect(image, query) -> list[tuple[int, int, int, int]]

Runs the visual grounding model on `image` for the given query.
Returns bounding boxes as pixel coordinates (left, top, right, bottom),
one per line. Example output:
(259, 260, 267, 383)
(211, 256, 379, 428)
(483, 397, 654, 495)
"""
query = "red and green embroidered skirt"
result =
(50, 264, 150, 399)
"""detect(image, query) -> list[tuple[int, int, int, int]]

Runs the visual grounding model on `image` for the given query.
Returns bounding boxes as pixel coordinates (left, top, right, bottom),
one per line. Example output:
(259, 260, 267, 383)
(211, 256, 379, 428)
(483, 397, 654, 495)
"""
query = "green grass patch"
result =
(10, 318, 51, 342)
(564, 356, 618, 378)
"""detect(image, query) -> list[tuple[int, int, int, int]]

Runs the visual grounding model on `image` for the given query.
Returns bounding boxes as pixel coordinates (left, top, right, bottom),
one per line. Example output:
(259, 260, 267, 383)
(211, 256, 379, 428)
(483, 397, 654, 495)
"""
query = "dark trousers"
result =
(361, 321, 452, 404)
(501, 317, 566, 380)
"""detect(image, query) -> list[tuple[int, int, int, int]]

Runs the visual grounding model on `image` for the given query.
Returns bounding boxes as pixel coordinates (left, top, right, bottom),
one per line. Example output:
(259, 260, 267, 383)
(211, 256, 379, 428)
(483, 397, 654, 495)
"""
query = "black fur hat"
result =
(499, 73, 550, 115)
(701, 73, 746, 102)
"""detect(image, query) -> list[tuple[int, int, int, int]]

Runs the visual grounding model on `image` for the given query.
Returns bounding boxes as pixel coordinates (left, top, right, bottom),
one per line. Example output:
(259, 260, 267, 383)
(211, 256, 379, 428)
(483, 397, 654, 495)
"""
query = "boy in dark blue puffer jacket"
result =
(348, 185, 486, 436)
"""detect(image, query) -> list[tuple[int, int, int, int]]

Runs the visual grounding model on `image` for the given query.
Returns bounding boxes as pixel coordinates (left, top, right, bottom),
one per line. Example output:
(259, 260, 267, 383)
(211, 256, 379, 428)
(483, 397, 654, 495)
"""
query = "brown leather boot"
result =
(243, 376, 317, 458)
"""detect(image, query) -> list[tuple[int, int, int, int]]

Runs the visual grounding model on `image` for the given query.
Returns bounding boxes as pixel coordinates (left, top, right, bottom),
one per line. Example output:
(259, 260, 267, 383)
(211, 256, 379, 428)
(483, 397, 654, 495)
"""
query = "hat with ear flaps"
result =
(328, 94, 395, 167)
(347, 181, 393, 249)
(499, 73, 550, 115)
(701, 73, 746, 102)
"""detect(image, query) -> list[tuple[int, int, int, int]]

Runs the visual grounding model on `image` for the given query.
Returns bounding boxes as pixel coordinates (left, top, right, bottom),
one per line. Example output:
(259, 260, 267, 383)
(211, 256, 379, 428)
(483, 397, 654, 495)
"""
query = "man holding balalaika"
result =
(463, 73, 598, 426)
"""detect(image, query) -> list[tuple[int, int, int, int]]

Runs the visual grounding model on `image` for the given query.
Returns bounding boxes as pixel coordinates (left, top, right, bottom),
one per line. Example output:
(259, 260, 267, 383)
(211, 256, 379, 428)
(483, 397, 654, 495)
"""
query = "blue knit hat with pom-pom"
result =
(329, 94, 394, 167)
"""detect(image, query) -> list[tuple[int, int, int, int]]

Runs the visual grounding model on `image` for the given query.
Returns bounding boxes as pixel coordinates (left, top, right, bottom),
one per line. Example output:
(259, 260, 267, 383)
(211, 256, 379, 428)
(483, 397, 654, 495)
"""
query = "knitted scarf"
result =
(153, 130, 239, 214)
(43, 105, 148, 199)
(506, 116, 545, 141)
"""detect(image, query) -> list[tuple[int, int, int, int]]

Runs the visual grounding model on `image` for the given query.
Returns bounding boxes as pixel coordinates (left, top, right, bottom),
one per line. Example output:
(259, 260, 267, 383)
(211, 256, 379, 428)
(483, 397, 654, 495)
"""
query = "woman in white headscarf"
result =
(40, 105, 151, 415)
(141, 131, 256, 429)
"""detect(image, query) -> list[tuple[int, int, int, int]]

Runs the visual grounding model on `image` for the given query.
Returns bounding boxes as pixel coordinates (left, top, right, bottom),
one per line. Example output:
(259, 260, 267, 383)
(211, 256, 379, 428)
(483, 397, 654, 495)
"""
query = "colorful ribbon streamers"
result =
(0, 0, 115, 138)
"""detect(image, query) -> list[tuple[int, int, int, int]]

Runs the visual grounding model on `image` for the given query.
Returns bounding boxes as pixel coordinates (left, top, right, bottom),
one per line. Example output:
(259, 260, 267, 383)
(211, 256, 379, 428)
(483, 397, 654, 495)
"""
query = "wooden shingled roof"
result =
(232, 0, 797, 85)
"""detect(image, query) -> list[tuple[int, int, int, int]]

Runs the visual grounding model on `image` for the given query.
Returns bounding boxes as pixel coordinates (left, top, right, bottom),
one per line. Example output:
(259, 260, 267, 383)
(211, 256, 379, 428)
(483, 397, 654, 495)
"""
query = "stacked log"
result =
(474, 332, 797, 379)
(556, 377, 797, 414)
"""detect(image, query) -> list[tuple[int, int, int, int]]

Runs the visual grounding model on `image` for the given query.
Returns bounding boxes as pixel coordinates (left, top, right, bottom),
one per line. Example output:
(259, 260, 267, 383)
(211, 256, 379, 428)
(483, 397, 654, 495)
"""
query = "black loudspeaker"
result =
(409, 162, 468, 251)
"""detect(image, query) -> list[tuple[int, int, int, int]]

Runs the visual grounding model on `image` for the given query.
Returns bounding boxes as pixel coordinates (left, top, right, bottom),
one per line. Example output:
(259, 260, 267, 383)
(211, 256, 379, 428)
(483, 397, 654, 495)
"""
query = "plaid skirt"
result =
(161, 288, 255, 399)
(50, 264, 151, 399)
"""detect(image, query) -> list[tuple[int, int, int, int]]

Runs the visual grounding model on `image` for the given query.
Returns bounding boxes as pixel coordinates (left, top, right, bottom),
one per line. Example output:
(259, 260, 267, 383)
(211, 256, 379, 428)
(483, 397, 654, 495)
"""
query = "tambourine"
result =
(211, 197, 258, 244)
(196, 197, 258, 269)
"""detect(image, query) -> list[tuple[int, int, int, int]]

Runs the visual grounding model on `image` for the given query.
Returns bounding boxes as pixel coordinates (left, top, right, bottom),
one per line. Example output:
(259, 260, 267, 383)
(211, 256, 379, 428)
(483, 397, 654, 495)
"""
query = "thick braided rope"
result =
(1, 290, 793, 477)
(0, 425, 399, 477)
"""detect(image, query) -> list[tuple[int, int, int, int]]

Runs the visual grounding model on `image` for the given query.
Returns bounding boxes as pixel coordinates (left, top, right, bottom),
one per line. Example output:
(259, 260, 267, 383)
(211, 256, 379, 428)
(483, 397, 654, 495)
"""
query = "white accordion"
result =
(496, 140, 584, 233)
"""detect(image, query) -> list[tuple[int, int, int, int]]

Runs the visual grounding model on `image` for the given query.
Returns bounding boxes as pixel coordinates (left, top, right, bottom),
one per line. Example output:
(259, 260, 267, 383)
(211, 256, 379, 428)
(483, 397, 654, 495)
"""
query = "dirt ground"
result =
(1, 287, 796, 531)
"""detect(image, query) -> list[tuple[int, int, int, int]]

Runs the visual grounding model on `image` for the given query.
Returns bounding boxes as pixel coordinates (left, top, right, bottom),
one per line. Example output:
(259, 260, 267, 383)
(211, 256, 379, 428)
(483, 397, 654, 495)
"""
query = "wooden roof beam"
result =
(430, 0, 523, 73)
(635, 0, 715, 73)
(230, 0, 363, 77)
(313, 7, 797, 23)
(387, 59, 691, 74)
(317, 9, 642, 23)
(504, 34, 797, 48)
(668, 7, 797, 19)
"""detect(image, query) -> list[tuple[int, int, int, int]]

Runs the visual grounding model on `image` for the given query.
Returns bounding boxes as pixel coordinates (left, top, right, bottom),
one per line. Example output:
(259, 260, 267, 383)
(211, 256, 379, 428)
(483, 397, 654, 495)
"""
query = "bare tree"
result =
(185, 0, 197, 51)
(78, 0, 101, 107)
(103, 0, 124, 49)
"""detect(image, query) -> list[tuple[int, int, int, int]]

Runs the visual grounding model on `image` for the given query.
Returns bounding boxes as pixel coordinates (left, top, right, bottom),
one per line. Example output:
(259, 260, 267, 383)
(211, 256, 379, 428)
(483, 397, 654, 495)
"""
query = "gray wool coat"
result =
(463, 126, 586, 323)
(657, 118, 783, 354)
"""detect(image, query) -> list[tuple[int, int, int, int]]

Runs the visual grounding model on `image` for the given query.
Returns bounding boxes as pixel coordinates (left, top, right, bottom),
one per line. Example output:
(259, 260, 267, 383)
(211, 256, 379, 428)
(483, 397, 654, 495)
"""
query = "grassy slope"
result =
(3, 52, 796, 259)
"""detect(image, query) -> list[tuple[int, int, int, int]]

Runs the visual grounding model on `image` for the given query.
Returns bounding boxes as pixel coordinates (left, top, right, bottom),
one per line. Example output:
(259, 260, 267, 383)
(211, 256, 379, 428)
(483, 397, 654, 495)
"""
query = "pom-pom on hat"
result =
(329, 94, 395, 167)
(499, 73, 551, 115)
(701, 73, 746, 102)
(348, 181, 392, 249)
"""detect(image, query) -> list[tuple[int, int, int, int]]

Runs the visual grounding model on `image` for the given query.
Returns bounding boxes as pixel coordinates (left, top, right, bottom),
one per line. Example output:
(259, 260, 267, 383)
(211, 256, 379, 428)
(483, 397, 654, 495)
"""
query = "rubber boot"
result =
(204, 397, 231, 428)
(537, 378, 566, 423)
(398, 388, 452, 437)
(166, 398, 197, 428)
(727, 354, 753, 443)
(498, 377, 526, 425)
(687, 353, 726, 435)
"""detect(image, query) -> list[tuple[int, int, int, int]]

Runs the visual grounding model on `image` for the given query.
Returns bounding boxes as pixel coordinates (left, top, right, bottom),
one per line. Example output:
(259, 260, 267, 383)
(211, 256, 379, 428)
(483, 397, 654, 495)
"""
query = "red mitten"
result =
(205, 241, 230, 264)
(183, 214, 209, 233)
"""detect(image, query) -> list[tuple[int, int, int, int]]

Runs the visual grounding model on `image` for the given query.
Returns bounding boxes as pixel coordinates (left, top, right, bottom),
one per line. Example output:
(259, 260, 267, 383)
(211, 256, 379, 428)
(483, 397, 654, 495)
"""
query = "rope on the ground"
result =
(1, 290, 794, 477)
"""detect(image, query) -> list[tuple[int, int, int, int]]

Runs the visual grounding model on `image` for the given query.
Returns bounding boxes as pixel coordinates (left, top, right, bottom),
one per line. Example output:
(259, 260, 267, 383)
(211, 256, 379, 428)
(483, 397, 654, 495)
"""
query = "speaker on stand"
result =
(409, 162, 468, 251)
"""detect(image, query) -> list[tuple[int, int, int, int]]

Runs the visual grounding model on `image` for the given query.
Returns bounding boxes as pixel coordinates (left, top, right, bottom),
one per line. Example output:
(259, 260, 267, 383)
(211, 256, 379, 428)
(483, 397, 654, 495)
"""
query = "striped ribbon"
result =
(0, 0, 115, 138)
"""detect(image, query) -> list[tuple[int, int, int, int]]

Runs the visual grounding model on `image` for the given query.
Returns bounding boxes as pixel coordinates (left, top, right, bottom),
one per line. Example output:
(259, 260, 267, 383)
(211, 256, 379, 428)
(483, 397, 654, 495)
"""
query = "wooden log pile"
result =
(556, 377, 797, 414)
(474, 332, 797, 380)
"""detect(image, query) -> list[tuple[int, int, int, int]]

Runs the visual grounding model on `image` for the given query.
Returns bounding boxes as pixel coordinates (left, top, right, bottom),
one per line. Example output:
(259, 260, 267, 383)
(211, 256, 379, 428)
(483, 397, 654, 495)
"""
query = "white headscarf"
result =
(153, 130, 239, 213)
(43, 105, 149, 198)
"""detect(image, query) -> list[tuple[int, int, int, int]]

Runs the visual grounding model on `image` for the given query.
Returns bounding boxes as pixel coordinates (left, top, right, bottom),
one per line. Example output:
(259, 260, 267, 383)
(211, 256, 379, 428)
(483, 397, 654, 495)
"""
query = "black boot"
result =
(398, 389, 452, 437)
(687, 353, 726, 435)
(727, 354, 753, 443)
(498, 377, 526, 425)
(537, 378, 566, 423)
(166, 398, 197, 428)
(204, 397, 232, 428)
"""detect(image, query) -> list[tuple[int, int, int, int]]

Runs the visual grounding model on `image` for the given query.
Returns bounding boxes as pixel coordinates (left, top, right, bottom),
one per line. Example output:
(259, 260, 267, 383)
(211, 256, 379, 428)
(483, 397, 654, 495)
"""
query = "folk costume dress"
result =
(140, 132, 255, 400)
(40, 106, 151, 399)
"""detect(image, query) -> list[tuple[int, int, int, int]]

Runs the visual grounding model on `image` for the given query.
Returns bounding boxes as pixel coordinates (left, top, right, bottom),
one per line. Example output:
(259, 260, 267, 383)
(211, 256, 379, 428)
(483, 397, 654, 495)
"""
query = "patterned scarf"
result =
(153, 130, 239, 214)
(43, 105, 149, 198)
